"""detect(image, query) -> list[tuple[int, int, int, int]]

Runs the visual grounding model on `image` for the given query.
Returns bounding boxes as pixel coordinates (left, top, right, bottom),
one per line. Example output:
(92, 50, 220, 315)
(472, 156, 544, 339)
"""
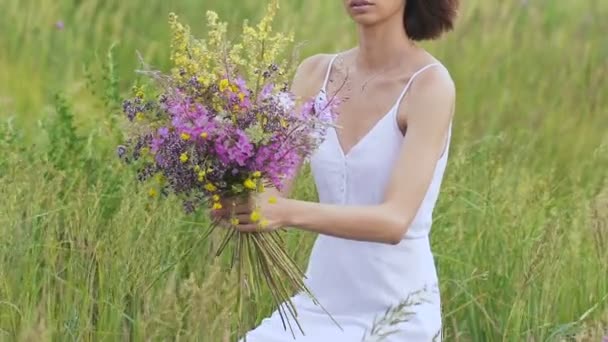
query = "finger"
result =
(219, 195, 251, 207)
(211, 202, 249, 217)
(213, 214, 255, 227)
(233, 214, 254, 225)
(216, 200, 252, 215)
(235, 203, 255, 215)
(235, 224, 262, 233)
(210, 207, 229, 219)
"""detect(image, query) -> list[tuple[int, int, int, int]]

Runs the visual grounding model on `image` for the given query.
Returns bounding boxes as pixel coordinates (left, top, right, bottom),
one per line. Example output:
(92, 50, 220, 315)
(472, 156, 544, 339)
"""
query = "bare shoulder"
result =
(291, 54, 335, 99)
(296, 54, 333, 76)
(411, 62, 455, 99)
(404, 61, 456, 123)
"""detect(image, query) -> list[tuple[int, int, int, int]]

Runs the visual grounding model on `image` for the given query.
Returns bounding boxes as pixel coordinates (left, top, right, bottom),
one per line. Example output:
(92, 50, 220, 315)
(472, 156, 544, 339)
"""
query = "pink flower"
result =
(151, 127, 170, 153)
(214, 129, 253, 167)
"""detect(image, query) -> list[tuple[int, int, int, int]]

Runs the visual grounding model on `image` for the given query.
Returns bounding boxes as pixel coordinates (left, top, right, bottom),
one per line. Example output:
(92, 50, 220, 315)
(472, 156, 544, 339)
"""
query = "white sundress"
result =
(241, 55, 452, 342)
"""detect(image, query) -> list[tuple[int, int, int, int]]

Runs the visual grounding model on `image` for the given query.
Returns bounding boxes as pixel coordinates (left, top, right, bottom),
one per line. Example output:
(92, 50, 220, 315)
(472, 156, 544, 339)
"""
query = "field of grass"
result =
(1, 0, 608, 341)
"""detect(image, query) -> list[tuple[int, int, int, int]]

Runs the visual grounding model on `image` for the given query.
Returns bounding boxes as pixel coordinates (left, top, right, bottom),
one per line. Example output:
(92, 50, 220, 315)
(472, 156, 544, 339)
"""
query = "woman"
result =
(218, 0, 459, 340)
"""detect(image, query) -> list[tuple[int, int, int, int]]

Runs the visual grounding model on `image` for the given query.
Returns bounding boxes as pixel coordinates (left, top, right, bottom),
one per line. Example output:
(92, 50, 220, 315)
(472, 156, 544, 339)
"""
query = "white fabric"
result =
(241, 55, 451, 342)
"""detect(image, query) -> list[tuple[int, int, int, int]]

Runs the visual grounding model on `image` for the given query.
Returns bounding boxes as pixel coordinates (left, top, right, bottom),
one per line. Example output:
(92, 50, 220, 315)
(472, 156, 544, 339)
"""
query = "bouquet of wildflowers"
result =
(116, 0, 338, 337)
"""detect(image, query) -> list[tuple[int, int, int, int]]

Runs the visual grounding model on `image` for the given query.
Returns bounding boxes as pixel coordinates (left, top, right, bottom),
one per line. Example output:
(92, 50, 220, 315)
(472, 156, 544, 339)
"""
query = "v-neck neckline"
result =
(331, 103, 398, 159)
(318, 90, 398, 159)
(316, 59, 441, 159)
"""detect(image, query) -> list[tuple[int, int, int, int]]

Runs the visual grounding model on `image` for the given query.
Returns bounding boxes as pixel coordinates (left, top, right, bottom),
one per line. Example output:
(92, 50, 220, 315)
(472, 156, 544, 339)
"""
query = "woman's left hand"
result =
(212, 189, 287, 233)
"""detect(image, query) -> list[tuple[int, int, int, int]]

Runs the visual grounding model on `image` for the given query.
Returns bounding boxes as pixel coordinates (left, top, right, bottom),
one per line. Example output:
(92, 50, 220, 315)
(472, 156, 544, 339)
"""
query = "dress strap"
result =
(394, 63, 442, 109)
(321, 54, 339, 93)
(392, 62, 452, 160)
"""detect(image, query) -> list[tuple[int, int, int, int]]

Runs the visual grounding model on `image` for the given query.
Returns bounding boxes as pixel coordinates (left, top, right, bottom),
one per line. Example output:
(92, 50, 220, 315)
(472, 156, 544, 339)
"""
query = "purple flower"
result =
(55, 21, 64, 30)
(166, 97, 217, 138)
(116, 145, 127, 159)
(249, 139, 301, 190)
(259, 83, 274, 101)
(232, 130, 254, 165)
(150, 127, 170, 153)
(313, 96, 336, 123)
(234, 77, 248, 92)
(122, 99, 137, 121)
(158, 127, 169, 137)
(214, 129, 253, 167)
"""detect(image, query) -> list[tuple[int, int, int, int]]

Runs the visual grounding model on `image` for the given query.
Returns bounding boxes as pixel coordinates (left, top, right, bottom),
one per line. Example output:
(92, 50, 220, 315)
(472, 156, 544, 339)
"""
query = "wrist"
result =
(277, 197, 296, 227)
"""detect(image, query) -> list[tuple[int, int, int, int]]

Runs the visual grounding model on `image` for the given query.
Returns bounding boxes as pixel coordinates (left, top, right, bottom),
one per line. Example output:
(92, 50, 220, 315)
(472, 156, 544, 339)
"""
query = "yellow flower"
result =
(200, 132, 208, 139)
(198, 171, 207, 182)
(259, 219, 269, 229)
(268, 196, 277, 204)
(180, 133, 191, 141)
(205, 183, 217, 192)
(140, 147, 150, 156)
(212, 194, 220, 202)
(230, 217, 240, 226)
(180, 153, 189, 163)
(243, 178, 257, 190)
(148, 188, 157, 198)
(252, 171, 261, 178)
(133, 86, 145, 99)
(135, 112, 145, 121)
(233, 105, 241, 112)
(194, 165, 201, 172)
(280, 118, 288, 128)
(238, 92, 245, 102)
(212, 202, 223, 210)
(155, 173, 165, 184)
(250, 209, 261, 223)
(219, 79, 230, 92)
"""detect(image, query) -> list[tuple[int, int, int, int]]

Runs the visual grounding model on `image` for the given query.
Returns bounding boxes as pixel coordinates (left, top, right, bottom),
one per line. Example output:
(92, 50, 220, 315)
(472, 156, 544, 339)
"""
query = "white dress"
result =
(241, 55, 452, 342)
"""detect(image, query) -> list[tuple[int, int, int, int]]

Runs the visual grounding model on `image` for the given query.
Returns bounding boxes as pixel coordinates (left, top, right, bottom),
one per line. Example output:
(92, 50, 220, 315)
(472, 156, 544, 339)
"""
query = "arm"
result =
(258, 67, 455, 244)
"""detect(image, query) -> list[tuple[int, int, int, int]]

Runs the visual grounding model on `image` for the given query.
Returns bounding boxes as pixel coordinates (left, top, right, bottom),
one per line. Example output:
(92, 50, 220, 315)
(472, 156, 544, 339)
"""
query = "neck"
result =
(355, 14, 415, 71)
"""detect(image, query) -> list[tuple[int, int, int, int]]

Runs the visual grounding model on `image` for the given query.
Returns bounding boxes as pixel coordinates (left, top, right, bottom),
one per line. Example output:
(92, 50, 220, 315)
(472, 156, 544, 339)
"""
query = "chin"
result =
(349, 13, 382, 26)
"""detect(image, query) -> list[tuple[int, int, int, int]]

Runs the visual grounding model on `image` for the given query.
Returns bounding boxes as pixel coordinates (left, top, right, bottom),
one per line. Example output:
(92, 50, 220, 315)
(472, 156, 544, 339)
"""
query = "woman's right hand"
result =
(211, 194, 252, 224)
(211, 188, 287, 232)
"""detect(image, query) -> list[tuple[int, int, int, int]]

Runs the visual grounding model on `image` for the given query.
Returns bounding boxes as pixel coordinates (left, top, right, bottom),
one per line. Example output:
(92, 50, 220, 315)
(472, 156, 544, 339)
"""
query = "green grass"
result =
(1, 0, 608, 341)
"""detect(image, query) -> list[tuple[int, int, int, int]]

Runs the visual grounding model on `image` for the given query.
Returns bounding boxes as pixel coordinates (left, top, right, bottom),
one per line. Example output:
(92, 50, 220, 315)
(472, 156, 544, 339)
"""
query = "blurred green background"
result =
(1, 0, 607, 341)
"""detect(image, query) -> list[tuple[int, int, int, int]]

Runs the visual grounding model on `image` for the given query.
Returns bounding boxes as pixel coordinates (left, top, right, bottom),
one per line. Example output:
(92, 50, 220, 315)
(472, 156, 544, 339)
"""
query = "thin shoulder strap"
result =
(392, 62, 452, 160)
(394, 63, 442, 108)
(321, 54, 339, 93)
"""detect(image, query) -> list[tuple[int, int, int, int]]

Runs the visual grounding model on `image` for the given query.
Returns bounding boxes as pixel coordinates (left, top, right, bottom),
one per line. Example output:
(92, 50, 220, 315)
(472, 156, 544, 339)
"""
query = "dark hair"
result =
(404, 0, 459, 41)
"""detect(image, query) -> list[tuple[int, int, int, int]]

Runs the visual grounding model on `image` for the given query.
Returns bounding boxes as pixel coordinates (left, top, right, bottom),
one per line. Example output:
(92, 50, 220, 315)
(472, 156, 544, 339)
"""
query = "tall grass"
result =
(1, 0, 607, 341)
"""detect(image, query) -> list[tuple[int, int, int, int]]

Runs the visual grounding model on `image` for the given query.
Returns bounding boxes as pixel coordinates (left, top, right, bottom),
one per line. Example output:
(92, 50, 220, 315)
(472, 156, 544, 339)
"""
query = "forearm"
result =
(280, 198, 408, 245)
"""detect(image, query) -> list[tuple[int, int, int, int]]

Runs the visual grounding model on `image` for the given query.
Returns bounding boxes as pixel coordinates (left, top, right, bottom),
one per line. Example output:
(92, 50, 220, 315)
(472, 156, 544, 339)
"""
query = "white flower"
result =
(276, 91, 294, 112)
